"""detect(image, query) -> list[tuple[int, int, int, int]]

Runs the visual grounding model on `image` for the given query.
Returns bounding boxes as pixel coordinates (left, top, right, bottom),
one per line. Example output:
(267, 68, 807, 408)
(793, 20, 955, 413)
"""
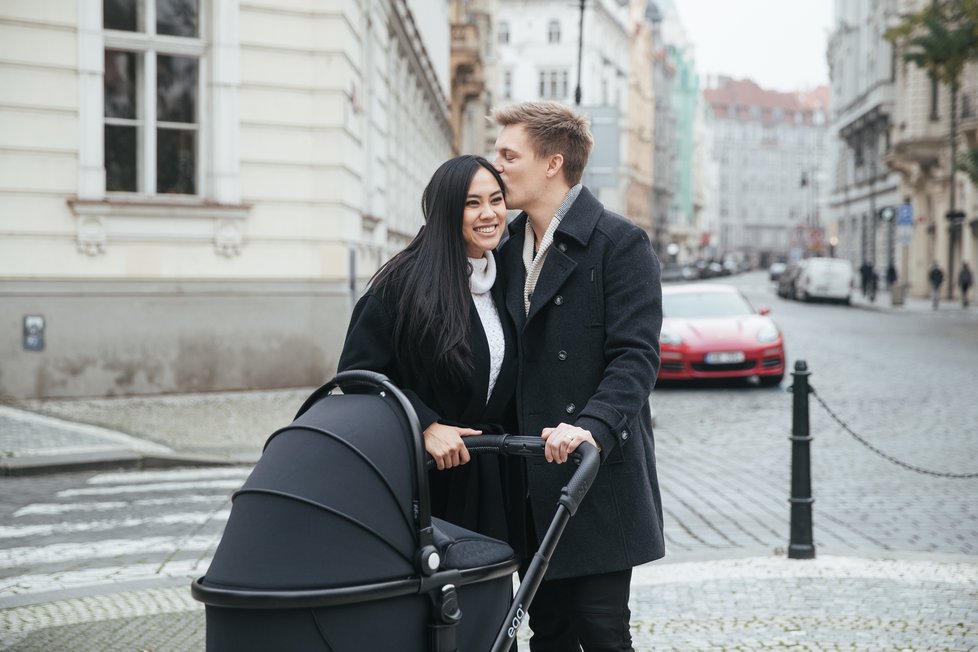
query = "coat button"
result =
(557, 350, 568, 361)
(565, 403, 576, 414)
(554, 295, 564, 305)
(620, 429, 629, 440)
(557, 242, 567, 252)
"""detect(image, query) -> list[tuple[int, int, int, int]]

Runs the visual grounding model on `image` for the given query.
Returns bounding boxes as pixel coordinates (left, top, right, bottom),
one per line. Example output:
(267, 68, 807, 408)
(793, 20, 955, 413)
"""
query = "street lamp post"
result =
(574, 0, 584, 106)
(947, 88, 963, 300)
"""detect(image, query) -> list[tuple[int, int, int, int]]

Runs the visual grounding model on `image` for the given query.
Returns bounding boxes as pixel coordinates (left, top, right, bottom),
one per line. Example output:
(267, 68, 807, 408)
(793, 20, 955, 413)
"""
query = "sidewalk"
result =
(0, 387, 312, 476)
(848, 284, 978, 315)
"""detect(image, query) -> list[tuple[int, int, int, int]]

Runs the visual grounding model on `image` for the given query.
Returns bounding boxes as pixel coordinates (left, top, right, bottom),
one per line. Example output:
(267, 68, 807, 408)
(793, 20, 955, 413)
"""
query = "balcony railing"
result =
(451, 23, 479, 53)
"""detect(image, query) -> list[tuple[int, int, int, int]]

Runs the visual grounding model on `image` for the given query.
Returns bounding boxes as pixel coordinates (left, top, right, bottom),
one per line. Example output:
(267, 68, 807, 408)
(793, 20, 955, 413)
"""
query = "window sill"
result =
(67, 197, 252, 257)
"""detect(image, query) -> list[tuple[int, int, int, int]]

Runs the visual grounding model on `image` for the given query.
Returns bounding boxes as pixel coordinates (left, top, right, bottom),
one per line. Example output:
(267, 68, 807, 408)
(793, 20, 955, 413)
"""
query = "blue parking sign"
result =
(897, 203, 913, 226)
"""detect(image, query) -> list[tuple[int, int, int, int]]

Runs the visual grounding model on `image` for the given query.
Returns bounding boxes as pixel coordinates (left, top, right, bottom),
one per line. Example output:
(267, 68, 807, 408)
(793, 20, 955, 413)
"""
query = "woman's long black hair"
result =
(370, 155, 506, 384)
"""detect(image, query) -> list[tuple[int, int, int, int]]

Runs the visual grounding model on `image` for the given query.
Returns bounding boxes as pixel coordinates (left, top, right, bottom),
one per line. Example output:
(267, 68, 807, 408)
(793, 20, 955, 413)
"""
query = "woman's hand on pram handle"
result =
(423, 423, 482, 470)
(541, 424, 599, 465)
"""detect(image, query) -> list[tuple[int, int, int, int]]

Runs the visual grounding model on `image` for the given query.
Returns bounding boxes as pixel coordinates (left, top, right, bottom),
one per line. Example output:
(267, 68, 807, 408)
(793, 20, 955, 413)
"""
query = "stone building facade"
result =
(704, 78, 831, 268)
(826, 0, 902, 278)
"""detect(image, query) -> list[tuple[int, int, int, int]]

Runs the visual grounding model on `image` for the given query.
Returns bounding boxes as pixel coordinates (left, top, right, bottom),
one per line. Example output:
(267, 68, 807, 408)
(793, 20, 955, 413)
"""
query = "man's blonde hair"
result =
(491, 101, 593, 186)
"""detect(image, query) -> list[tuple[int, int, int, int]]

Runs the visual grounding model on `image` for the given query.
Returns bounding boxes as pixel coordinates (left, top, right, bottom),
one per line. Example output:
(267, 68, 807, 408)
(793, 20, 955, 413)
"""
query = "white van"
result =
(793, 257, 854, 304)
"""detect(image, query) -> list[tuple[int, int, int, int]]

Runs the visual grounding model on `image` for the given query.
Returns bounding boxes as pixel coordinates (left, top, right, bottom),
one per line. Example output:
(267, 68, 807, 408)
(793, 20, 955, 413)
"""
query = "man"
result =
(959, 261, 973, 308)
(491, 101, 664, 651)
(929, 262, 944, 310)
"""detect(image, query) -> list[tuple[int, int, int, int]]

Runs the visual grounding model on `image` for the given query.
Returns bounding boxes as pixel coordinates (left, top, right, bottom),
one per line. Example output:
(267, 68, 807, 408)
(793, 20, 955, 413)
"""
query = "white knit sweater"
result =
(469, 253, 504, 403)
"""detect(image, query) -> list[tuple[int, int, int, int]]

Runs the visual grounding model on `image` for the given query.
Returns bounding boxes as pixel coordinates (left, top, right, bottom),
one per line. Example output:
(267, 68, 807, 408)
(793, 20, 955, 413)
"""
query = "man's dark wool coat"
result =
(498, 186, 665, 580)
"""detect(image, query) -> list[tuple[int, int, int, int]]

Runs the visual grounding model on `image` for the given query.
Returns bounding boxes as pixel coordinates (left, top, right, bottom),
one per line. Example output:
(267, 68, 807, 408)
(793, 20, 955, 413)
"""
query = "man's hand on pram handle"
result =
(541, 423, 599, 464)
(423, 422, 482, 470)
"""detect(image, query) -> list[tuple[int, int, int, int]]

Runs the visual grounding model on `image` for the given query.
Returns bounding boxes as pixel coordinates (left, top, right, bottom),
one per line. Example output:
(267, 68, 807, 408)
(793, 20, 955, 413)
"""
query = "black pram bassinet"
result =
(191, 370, 598, 652)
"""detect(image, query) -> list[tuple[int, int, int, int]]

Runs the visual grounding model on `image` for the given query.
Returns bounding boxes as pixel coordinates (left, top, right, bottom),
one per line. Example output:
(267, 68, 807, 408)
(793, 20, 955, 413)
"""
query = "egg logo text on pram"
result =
(507, 604, 526, 638)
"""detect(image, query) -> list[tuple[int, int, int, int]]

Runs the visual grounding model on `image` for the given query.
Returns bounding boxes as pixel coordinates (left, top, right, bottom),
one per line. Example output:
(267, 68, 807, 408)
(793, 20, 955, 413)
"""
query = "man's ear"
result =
(545, 153, 565, 179)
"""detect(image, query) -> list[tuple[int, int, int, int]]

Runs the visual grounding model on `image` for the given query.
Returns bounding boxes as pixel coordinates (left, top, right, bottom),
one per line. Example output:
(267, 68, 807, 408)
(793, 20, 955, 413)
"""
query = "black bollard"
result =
(788, 360, 816, 559)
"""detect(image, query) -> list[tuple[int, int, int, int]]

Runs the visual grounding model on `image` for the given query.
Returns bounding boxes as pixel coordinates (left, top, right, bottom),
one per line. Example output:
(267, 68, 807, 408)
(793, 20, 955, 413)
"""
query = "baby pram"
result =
(191, 370, 599, 652)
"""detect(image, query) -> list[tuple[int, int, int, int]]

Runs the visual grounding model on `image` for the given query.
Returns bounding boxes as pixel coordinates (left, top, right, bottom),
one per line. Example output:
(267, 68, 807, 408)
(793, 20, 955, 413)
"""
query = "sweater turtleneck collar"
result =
(468, 252, 496, 295)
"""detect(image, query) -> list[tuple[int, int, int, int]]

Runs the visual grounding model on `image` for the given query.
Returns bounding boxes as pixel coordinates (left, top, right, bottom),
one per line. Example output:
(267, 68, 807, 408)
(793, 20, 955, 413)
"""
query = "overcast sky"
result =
(673, 0, 835, 92)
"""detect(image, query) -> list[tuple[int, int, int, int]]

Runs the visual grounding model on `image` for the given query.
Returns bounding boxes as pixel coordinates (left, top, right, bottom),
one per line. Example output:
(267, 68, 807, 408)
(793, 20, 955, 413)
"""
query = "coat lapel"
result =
(524, 187, 602, 325)
(500, 216, 529, 331)
(485, 274, 518, 417)
(525, 248, 576, 323)
(464, 302, 492, 421)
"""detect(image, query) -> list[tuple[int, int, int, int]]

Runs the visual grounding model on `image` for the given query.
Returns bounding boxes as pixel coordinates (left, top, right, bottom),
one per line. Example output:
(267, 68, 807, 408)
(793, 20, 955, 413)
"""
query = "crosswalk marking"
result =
(13, 495, 231, 517)
(0, 558, 212, 600)
(0, 510, 230, 539)
(0, 465, 252, 605)
(0, 536, 220, 569)
(86, 467, 251, 485)
(57, 478, 244, 497)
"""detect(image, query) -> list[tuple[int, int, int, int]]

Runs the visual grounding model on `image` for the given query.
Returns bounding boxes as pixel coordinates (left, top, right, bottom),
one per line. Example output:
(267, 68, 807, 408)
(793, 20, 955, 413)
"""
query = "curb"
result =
(0, 451, 244, 477)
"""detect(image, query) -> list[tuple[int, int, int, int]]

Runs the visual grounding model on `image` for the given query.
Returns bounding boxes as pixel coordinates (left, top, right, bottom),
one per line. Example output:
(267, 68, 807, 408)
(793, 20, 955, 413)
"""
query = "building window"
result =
(538, 69, 569, 100)
(103, 0, 202, 195)
(548, 20, 560, 44)
(503, 69, 513, 99)
(498, 21, 509, 45)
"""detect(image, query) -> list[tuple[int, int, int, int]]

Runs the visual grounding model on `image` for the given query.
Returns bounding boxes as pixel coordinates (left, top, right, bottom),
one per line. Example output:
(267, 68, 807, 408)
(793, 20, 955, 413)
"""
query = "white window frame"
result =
(538, 69, 569, 100)
(103, 12, 205, 196)
(548, 20, 560, 44)
(498, 21, 509, 45)
(78, 0, 240, 204)
(73, 0, 247, 257)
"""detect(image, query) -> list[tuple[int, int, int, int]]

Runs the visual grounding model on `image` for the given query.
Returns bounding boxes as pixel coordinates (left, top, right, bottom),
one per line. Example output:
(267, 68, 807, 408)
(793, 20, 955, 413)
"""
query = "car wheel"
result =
(759, 374, 784, 387)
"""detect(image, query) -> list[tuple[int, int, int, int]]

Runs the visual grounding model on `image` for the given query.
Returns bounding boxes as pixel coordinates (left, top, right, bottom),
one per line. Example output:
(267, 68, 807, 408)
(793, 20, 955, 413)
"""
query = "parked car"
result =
(695, 259, 726, 279)
(658, 284, 786, 386)
(661, 263, 699, 283)
(776, 263, 802, 298)
(769, 261, 787, 282)
(792, 257, 854, 304)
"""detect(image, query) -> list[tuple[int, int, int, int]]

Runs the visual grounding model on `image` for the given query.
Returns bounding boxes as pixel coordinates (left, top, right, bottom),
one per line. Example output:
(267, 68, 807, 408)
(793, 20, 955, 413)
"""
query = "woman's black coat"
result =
(337, 270, 526, 554)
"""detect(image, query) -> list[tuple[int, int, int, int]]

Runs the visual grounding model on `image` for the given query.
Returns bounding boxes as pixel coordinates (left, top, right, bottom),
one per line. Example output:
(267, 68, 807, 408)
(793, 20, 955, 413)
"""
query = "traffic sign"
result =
(897, 203, 913, 226)
(897, 224, 913, 246)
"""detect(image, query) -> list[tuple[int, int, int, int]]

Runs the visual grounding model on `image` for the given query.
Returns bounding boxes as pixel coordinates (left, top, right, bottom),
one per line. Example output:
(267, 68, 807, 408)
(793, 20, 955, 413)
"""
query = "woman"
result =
(337, 155, 524, 554)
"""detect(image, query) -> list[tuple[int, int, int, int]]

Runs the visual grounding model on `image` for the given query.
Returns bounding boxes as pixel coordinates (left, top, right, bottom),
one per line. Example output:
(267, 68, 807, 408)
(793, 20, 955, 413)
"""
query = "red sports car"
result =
(658, 284, 785, 386)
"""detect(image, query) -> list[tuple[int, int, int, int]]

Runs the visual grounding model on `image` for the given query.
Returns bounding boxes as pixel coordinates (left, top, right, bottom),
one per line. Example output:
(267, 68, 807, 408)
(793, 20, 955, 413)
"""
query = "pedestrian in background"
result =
(867, 264, 878, 302)
(928, 262, 944, 310)
(886, 261, 897, 289)
(860, 260, 873, 297)
(492, 101, 663, 652)
(337, 155, 527, 558)
(959, 261, 973, 308)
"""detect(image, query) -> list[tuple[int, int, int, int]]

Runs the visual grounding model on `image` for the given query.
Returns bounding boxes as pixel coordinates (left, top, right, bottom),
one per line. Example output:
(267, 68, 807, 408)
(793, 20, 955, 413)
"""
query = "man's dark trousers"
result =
(527, 569, 634, 652)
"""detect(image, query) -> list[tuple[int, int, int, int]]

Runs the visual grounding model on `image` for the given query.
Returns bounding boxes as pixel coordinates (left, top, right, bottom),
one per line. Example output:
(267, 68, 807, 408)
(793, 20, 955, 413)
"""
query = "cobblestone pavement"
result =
(1, 272, 977, 650)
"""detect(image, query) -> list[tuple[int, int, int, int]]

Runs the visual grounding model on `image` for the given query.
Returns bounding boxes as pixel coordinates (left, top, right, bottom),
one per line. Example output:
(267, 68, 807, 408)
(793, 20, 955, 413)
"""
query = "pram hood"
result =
(202, 388, 424, 591)
(199, 372, 518, 599)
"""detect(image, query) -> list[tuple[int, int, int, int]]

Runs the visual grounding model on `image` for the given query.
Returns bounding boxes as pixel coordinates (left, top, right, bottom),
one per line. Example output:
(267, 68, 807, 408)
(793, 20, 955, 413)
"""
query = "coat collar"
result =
(501, 187, 604, 326)
(505, 186, 603, 247)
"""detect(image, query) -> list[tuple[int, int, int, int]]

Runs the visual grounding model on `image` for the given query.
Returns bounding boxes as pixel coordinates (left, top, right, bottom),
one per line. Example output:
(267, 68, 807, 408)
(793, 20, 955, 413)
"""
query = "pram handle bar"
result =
(426, 434, 600, 518)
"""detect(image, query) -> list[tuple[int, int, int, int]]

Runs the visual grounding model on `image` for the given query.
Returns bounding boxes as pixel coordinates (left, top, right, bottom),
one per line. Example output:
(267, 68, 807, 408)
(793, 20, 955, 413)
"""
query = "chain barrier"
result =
(809, 386, 978, 479)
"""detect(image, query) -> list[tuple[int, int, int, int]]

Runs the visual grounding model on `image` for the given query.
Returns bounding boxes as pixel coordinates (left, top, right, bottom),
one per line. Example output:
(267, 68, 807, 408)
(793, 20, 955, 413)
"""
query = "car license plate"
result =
(704, 351, 745, 364)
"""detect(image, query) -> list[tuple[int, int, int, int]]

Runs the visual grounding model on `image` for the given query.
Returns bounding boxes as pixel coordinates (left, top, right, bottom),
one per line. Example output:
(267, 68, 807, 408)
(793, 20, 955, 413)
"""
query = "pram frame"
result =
(191, 370, 600, 652)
